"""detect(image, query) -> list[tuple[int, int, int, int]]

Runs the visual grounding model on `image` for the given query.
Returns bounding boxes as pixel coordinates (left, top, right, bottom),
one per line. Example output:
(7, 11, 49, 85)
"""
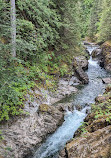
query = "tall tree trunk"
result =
(10, 0, 16, 57)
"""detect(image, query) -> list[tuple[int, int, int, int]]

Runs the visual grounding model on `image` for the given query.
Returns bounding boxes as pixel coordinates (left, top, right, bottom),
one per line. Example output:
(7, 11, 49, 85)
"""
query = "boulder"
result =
(102, 78, 111, 84)
(74, 56, 88, 70)
(0, 105, 64, 158)
(73, 56, 89, 84)
(87, 117, 111, 133)
(59, 149, 67, 158)
(69, 76, 82, 86)
(66, 126, 111, 158)
(74, 66, 89, 84)
(92, 48, 102, 58)
(50, 78, 78, 102)
(91, 48, 105, 68)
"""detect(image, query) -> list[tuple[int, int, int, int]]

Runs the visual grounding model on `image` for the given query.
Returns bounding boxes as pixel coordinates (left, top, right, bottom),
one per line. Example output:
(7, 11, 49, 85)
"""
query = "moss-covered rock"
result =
(39, 104, 51, 113)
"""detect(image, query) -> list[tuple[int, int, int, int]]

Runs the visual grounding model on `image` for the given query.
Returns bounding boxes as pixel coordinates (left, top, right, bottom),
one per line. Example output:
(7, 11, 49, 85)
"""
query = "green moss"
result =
(39, 104, 50, 112)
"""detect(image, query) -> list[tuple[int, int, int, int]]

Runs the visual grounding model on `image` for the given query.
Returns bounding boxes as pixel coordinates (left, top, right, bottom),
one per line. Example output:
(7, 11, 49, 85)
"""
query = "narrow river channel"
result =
(31, 44, 111, 158)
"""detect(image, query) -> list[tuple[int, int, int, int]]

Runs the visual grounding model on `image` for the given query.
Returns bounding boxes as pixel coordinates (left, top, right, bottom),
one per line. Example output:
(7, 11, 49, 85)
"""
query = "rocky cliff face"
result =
(65, 85, 111, 158)
(0, 104, 64, 158)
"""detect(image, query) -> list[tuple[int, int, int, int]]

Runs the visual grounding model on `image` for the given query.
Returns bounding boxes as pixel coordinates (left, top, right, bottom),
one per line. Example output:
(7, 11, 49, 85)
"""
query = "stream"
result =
(32, 44, 111, 158)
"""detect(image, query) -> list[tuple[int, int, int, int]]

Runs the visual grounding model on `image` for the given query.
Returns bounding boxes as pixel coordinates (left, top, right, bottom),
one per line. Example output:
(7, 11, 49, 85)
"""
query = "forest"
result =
(0, 0, 111, 158)
(0, 0, 110, 121)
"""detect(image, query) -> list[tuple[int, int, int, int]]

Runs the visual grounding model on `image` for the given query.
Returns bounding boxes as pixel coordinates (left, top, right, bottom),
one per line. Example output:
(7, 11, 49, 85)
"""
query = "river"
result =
(31, 44, 111, 158)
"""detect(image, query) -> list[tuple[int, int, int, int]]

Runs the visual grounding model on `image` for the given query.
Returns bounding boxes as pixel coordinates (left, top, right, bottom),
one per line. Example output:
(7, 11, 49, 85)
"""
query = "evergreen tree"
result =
(78, 0, 93, 38)
(88, 0, 103, 39)
(0, 0, 82, 121)
(56, 0, 82, 55)
(98, 0, 111, 41)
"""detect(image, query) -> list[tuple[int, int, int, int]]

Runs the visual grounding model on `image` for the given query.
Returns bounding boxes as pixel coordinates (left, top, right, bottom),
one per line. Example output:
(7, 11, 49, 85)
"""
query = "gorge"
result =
(29, 43, 111, 158)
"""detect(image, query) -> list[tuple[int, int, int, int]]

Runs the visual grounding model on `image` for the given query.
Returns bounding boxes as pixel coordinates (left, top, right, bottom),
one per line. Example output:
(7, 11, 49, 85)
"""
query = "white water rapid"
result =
(33, 108, 87, 158)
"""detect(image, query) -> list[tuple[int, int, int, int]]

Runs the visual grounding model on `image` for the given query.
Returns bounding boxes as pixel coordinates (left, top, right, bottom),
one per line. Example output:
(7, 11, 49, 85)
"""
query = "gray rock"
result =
(56, 103, 74, 113)
(69, 76, 82, 86)
(50, 78, 78, 102)
(74, 66, 89, 84)
(59, 149, 67, 158)
(74, 56, 88, 70)
(0, 105, 64, 158)
(102, 78, 111, 84)
(73, 56, 89, 84)
(92, 48, 102, 58)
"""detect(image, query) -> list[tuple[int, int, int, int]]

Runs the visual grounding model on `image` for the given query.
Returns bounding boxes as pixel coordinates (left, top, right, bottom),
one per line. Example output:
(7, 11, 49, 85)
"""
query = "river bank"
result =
(65, 84, 111, 158)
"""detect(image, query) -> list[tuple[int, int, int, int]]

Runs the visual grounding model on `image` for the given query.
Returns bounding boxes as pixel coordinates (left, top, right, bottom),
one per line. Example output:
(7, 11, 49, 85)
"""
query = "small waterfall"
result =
(88, 56, 98, 66)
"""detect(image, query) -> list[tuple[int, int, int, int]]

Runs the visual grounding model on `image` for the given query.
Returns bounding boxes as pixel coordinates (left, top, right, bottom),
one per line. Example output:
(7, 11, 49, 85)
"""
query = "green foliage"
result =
(98, 0, 111, 42)
(84, 0, 111, 42)
(0, 62, 36, 121)
(80, 122, 88, 135)
(0, 0, 84, 122)
(78, 0, 93, 38)
(16, 0, 61, 60)
(88, 0, 103, 39)
(92, 99, 111, 123)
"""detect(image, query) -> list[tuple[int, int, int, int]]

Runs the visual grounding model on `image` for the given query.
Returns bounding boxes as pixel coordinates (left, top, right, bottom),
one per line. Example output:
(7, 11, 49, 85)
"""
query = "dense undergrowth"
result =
(0, 52, 75, 121)
(0, 0, 83, 121)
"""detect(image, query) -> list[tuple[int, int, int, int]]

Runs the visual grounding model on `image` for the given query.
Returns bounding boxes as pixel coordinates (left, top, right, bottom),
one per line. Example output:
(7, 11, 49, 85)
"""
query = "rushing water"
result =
(32, 44, 110, 158)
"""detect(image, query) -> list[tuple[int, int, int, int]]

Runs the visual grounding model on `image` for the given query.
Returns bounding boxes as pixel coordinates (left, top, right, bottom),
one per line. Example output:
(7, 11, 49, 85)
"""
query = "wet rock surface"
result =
(102, 77, 111, 84)
(0, 105, 64, 158)
(92, 48, 102, 58)
(73, 56, 89, 84)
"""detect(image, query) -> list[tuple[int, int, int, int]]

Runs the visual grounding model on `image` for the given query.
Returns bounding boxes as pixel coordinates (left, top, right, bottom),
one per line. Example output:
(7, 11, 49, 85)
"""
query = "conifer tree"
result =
(88, 0, 103, 39)
(98, 0, 111, 41)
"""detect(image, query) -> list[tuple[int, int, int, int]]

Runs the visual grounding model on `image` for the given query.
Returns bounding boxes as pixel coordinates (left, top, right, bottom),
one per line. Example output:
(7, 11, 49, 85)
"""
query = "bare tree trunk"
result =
(10, 0, 16, 57)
